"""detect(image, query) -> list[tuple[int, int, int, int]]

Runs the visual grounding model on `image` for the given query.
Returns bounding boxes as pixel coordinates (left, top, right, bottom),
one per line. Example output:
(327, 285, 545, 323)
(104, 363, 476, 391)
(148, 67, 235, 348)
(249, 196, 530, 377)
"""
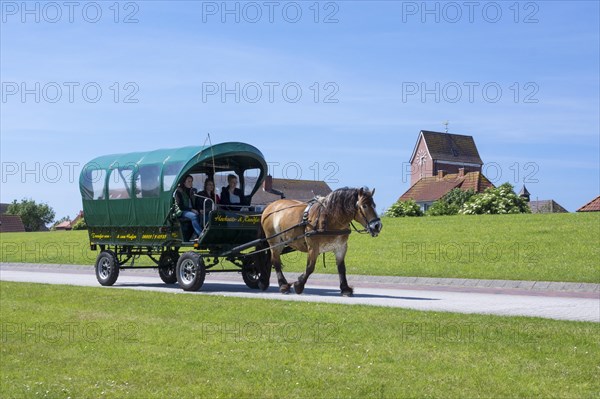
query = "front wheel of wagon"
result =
(176, 252, 205, 291)
(242, 266, 261, 290)
(158, 250, 179, 284)
(95, 250, 119, 286)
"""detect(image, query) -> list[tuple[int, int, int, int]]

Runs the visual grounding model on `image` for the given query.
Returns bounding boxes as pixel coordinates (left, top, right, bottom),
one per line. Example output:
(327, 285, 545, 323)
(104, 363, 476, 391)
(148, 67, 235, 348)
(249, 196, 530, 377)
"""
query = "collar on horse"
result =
(303, 198, 351, 236)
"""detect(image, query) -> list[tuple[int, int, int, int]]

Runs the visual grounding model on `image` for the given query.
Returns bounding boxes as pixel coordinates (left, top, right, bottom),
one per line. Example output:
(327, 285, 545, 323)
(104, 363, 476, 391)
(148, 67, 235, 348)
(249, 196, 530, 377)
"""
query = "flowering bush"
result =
(459, 183, 530, 215)
(384, 199, 423, 217)
(426, 188, 476, 216)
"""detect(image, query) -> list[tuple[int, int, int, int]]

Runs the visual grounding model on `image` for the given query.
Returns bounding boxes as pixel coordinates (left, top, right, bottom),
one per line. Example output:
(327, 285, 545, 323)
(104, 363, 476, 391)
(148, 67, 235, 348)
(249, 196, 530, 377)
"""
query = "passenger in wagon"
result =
(220, 174, 245, 210)
(197, 178, 220, 213)
(175, 174, 202, 241)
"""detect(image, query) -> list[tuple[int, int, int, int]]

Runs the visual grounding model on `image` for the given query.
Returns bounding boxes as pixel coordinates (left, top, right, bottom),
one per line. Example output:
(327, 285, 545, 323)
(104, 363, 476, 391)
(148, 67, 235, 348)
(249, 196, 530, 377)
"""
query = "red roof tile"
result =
(252, 178, 332, 205)
(399, 171, 494, 202)
(577, 195, 600, 212)
(0, 214, 26, 233)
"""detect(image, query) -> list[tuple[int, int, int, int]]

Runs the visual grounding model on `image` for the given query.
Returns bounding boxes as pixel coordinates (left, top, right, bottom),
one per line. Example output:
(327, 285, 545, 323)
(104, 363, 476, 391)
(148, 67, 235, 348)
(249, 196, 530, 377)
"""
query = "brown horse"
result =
(260, 187, 382, 296)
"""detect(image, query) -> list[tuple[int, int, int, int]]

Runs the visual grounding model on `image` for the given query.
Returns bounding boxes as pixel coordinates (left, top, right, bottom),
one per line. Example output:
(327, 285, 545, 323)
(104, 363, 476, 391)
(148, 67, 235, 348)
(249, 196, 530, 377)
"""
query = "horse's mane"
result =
(320, 187, 361, 221)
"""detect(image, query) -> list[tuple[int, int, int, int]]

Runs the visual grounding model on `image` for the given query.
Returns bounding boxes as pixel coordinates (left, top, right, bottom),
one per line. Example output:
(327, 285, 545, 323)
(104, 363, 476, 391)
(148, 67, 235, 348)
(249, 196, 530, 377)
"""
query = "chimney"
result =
(263, 175, 285, 199)
(458, 168, 465, 177)
(437, 170, 446, 179)
(263, 175, 273, 191)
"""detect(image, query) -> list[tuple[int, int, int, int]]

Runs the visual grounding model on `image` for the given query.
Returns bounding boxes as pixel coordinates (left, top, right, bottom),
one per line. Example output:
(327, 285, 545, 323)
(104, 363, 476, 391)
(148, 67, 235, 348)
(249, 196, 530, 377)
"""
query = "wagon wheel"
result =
(158, 250, 179, 284)
(241, 248, 271, 291)
(176, 252, 206, 291)
(241, 264, 261, 290)
(95, 250, 119, 286)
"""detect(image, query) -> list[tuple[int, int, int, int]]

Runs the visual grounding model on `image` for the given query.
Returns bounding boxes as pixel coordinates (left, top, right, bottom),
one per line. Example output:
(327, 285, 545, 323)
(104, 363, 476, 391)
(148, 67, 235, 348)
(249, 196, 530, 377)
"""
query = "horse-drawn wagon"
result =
(80, 141, 382, 295)
(79, 142, 271, 291)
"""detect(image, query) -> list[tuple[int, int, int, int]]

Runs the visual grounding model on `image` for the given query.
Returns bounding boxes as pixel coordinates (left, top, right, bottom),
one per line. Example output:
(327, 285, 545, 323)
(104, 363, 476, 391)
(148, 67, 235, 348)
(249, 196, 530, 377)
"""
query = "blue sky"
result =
(1, 0, 599, 220)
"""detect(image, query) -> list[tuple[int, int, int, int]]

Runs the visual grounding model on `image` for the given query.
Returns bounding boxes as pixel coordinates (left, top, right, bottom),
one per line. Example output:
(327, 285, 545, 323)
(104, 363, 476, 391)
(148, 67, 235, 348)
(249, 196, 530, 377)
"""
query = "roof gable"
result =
(0, 214, 26, 233)
(529, 200, 569, 213)
(577, 195, 600, 212)
(410, 131, 483, 165)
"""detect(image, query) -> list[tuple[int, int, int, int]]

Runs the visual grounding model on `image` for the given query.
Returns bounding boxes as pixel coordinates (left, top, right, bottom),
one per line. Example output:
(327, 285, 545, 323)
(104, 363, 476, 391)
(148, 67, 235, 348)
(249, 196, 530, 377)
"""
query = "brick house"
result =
(251, 175, 332, 207)
(409, 130, 484, 186)
(399, 131, 494, 211)
(54, 211, 84, 230)
(519, 185, 568, 213)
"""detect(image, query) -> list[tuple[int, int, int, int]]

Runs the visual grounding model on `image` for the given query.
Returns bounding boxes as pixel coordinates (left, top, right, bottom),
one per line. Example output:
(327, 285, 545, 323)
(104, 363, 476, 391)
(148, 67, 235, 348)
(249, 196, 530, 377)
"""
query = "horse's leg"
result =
(335, 243, 353, 296)
(293, 247, 318, 295)
(270, 248, 290, 294)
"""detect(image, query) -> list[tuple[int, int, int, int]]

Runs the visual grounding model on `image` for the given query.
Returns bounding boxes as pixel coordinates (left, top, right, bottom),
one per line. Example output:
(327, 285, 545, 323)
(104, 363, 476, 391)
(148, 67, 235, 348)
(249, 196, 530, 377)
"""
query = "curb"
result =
(1, 262, 599, 294)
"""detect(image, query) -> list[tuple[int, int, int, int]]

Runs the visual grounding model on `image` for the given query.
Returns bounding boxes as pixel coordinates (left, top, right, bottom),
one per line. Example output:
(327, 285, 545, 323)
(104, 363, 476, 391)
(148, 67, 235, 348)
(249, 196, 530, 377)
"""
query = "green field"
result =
(1, 281, 598, 398)
(1, 213, 599, 283)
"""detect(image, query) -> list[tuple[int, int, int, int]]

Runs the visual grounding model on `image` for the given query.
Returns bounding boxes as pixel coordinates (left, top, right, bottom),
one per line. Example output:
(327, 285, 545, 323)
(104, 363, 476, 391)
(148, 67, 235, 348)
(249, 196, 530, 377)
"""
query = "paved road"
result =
(1, 264, 598, 322)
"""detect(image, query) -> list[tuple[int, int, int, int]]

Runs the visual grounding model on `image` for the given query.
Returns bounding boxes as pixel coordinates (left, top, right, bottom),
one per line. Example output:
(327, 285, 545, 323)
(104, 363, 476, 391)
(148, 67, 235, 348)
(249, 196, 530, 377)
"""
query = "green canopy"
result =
(79, 142, 267, 227)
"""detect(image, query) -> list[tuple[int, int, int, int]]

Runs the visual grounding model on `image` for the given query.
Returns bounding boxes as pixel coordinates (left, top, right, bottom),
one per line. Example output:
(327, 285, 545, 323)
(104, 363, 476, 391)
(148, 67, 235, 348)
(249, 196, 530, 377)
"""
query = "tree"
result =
(459, 183, 531, 215)
(6, 199, 55, 231)
(426, 188, 476, 216)
(384, 199, 423, 217)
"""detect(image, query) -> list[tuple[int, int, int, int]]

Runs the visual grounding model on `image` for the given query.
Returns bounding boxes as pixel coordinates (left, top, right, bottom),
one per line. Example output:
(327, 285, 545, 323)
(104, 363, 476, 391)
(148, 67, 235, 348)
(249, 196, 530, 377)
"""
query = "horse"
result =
(260, 187, 382, 296)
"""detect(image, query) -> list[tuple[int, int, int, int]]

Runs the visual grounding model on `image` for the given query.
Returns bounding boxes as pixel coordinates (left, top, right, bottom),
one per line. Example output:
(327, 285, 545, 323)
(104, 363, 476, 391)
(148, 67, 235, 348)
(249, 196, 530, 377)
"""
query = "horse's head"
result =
(355, 187, 382, 237)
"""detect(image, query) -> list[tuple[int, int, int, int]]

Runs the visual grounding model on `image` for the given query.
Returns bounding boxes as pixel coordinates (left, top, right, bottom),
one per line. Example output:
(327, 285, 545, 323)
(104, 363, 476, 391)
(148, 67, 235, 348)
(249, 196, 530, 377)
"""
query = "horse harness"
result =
(242, 196, 380, 257)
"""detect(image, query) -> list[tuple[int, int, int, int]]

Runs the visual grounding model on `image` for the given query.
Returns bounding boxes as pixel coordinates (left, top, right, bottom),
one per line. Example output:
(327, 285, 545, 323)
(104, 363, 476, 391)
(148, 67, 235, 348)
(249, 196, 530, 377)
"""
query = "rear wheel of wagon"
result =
(158, 250, 179, 284)
(95, 250, 119, 286)
(176, 252, 205, 291)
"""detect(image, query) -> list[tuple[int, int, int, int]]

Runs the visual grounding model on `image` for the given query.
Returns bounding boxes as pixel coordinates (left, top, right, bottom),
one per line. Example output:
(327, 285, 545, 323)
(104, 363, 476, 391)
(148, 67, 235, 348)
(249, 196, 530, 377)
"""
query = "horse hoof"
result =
(341, 288, 354, 297)
(293, 282, 304, 295)
(280, 284, 291, 294)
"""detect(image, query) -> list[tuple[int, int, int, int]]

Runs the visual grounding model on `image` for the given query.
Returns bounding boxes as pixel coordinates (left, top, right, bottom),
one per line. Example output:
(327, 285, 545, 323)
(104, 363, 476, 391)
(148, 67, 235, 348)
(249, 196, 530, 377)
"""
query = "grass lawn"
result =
(1, 281, 598, 398)
(1, 212, 598, 283)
